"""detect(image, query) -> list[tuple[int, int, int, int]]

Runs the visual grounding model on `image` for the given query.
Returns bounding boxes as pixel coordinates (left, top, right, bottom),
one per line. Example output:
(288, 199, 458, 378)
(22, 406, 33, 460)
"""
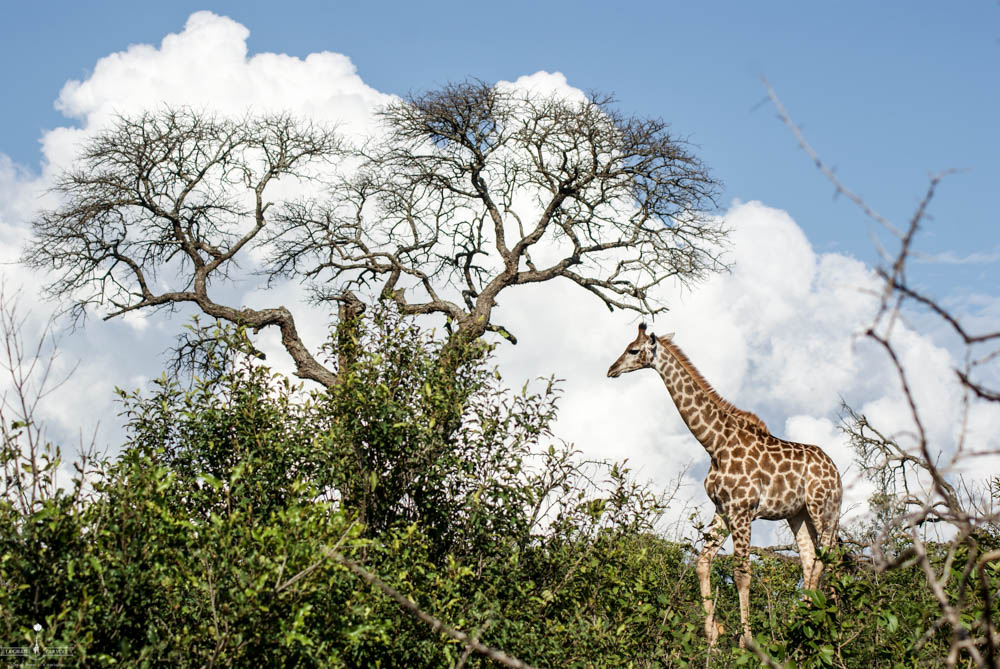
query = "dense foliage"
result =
(2, 313, 999, 667)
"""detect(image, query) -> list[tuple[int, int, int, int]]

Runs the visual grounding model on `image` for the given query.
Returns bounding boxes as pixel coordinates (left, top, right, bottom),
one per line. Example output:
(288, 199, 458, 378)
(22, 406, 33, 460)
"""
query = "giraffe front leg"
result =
(695, 513, 727, 648)
(730, 515, 753, 649)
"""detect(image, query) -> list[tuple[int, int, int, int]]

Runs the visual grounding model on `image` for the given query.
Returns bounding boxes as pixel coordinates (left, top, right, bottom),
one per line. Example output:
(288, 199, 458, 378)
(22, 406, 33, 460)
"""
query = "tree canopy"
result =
(26, 81, 726, 385)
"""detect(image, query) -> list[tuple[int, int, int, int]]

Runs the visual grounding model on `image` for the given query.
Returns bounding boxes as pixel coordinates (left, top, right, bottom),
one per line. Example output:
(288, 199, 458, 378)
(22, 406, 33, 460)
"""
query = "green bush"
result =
(2, 312, 997, 667)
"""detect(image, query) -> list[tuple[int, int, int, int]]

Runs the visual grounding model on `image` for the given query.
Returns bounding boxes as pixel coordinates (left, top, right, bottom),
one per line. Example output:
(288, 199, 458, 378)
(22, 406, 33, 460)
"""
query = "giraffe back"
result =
(706, 419, 842, 521)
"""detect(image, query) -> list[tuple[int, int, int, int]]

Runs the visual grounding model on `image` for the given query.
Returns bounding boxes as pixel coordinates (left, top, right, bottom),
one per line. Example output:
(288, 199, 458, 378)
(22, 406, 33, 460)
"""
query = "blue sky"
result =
(3, 2, 997, 288)
(0, 3, 997, 536)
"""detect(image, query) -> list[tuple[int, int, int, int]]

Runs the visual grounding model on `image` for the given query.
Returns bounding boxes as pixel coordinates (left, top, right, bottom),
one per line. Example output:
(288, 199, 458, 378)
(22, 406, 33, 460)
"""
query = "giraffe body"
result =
(607, 324, 842, 648)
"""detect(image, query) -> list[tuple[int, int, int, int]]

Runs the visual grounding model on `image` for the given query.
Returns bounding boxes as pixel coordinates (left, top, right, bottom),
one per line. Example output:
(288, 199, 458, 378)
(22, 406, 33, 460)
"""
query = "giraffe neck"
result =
(653, 338, 752, 459)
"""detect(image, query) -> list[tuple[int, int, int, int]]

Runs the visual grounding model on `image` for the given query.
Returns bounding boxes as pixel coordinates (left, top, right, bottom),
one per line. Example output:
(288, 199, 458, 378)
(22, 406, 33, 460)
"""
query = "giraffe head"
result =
(607, 323, 672, 378)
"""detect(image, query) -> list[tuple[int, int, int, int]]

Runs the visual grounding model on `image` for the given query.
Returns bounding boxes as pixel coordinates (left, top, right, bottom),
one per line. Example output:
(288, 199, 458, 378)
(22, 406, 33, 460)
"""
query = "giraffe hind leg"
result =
(788, 509, 819, 591)
(818, 491, 841, 551)
(695, 513, 727, 647)
(805, 492, 841, 590)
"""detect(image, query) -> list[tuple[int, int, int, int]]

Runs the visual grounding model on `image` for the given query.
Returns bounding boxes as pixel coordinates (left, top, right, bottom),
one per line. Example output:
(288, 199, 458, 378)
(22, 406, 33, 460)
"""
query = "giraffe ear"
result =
(661, 332, 675, 341)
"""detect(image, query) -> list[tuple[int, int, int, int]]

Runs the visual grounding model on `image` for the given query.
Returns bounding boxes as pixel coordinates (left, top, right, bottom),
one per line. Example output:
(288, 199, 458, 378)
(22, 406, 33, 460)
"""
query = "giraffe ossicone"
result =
(607, 323, 843, 649)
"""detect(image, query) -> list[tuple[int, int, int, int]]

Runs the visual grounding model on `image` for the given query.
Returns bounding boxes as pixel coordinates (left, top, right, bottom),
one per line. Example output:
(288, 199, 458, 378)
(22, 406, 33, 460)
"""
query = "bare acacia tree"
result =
(765, 80, 1000, 669)
(270, 81, 726, 344)
(26, 81, 726, 386)
(24, 108, 345, 386)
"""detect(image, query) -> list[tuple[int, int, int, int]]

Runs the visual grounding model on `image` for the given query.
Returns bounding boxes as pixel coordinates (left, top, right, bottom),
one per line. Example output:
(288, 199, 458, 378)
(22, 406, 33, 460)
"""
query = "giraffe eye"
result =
(628, 348, 640, 355)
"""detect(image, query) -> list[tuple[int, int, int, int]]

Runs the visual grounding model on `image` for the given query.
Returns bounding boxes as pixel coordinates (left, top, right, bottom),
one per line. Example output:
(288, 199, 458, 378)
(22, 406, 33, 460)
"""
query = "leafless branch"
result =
(768, 80, 1000, 668)
(288, 543, 538, 669)
(268, 80, 727, 345)
(25, 107, 344, 386)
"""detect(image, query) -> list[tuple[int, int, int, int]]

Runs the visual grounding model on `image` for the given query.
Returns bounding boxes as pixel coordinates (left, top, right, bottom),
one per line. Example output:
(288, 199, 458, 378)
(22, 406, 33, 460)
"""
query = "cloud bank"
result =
(1, 11, 997, 545)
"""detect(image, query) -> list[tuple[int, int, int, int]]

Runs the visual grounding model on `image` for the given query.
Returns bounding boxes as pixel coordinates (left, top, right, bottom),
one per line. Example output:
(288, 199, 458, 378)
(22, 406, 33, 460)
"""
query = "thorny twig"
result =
(766, 79, 1000, 668)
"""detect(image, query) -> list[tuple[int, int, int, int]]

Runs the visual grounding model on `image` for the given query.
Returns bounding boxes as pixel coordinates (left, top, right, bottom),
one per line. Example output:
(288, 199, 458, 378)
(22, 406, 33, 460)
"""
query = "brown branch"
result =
(748, 544, 800, 564)
(271, 80, 724, 348)
(333, 553, 536, 669)
(767, 77, 1000, 667)
(762, 77, 897, 235)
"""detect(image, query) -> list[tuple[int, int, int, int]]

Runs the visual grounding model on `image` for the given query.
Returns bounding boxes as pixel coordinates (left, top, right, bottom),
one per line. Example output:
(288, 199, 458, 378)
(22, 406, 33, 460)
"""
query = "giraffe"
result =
(606, 323, 842, 648)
